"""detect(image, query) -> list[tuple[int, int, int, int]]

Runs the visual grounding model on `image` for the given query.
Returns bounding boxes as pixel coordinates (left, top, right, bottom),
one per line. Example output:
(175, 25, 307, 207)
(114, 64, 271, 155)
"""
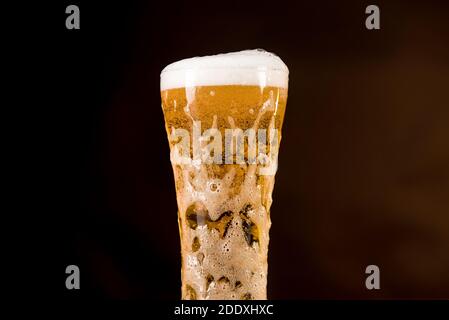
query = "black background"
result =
(29, 0, 449, 300)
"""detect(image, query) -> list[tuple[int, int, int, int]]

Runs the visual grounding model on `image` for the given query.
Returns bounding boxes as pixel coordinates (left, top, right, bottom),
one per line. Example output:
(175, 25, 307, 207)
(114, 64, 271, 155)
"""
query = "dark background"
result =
(41, 0, 449, 299)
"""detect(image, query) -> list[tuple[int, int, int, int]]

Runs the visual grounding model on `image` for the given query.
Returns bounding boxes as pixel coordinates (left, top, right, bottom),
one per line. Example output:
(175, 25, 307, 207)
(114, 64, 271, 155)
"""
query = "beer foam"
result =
(160, 49, 289, 90)
(177, 163, 272, 300)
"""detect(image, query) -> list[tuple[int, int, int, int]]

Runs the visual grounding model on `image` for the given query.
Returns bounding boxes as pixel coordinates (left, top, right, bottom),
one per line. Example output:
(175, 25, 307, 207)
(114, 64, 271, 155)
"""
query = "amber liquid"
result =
(161, 85, 287, 299)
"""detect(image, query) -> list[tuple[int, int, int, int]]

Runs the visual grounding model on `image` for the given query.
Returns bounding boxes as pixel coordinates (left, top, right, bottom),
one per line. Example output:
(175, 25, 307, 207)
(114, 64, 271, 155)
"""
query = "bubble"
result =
(241, 293, 253, 300)
(210, 90, 215, 96)
(208, 210, 233, 239)
(239, 203, 254, 218)
(222, 241, 231, 254)
(185, 285, 197, 300)
(185, 202, 209, 229)
(242, 218, 259, 247)
(197, 252, 205, 264)
(218, 276, 230, 287)
(192, 237, 200, 252)
(249, 108, 254, 114)
(206, 274, 214, 291)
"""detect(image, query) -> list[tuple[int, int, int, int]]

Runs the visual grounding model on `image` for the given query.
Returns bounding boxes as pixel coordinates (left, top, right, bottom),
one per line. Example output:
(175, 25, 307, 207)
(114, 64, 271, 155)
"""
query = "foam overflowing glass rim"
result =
(160, 49, 289, 90)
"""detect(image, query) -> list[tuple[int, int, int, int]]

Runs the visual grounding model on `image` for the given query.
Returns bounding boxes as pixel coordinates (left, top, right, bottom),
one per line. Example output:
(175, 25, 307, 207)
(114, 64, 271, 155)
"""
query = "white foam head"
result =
(160, 49, 289, 90)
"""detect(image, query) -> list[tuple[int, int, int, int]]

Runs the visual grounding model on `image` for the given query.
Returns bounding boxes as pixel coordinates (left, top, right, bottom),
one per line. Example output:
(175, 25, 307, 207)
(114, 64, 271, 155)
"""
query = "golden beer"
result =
(160, 50, 288, 299)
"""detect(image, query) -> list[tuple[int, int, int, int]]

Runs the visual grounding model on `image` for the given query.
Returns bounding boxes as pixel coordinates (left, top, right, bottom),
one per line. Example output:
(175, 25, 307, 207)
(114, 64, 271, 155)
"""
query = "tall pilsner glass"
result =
(160, 50, 289, 300)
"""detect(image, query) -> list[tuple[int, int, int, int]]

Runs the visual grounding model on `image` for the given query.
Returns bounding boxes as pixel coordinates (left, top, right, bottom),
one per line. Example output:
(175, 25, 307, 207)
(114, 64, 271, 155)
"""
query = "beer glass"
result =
(160, 50, 288, 300)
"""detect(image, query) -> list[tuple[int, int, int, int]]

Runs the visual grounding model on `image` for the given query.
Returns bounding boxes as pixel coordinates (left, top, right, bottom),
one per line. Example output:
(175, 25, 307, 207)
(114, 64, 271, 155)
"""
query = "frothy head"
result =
(160, 49, 289, 90)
